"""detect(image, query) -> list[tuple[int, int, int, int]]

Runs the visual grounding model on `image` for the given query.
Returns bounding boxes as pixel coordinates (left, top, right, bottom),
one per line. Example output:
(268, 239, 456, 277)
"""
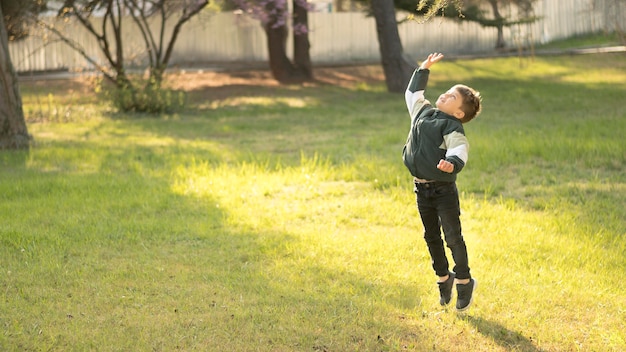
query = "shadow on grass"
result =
(0, 149, 30, 167)
(460, 315, 545, 352)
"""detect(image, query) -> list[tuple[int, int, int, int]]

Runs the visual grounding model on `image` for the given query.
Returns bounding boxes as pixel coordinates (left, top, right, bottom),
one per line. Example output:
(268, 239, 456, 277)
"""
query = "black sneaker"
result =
(437, 272, 455, 306)
(456, 278, 477, 312)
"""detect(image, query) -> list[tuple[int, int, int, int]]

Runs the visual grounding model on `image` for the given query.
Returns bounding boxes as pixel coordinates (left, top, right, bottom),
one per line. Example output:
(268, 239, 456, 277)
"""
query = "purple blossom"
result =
(233, 0, 309, 32)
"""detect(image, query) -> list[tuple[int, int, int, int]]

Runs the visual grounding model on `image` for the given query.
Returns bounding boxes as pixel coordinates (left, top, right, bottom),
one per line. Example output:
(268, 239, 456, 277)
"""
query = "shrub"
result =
(103, 78, 186, 114)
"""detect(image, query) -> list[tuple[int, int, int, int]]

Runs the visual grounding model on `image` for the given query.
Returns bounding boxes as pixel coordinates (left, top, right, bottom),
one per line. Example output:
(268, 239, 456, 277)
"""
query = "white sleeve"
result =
(405, 89, 429, 122)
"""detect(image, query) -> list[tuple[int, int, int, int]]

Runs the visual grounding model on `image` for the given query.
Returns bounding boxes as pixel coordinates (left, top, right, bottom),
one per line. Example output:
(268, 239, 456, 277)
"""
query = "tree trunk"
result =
(370, 0, 415, 93)
(0, 5, 30, 149)
(264, 22, 295, 83)
(263, 0, 313, 84)
(496, 25, 505, 49)
(293, 0, 313, 80)
(488, 0, 507, 49)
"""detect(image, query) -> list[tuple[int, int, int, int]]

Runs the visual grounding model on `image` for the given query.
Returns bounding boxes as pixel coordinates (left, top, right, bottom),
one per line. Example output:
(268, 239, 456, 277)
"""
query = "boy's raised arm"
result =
(420, 53, 444, 70)
(405, 53, 444, 118)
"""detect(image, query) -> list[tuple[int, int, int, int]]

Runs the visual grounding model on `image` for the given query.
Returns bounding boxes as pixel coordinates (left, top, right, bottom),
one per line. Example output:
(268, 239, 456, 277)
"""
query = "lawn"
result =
(2, 52, 625, 351)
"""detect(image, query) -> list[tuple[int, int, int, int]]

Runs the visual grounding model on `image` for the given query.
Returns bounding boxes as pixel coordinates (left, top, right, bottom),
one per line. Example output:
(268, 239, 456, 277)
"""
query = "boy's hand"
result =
(437, 159, 454, 173)
(420, 53, 444, 70)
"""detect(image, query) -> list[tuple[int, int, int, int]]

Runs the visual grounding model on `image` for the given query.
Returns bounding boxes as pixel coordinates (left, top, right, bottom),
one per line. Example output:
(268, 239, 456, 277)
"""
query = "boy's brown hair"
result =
(454, 84, 482, 123)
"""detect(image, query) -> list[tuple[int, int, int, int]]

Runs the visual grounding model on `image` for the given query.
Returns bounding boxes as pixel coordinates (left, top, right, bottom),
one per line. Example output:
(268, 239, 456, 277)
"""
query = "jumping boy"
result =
(402, 53, 482, 312)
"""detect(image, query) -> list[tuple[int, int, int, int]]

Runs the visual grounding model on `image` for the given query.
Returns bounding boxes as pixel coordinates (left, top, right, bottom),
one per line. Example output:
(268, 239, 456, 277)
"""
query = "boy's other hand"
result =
(420, 53, 444, 70)
(437, 159, 454, 173)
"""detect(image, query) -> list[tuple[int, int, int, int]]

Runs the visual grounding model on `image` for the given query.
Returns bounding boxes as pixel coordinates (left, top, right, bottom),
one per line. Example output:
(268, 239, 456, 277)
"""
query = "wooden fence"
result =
(9, 0, 624, 73)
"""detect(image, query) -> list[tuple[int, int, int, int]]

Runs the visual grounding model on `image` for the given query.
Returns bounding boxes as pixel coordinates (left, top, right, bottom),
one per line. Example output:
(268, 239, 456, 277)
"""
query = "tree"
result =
(2, 0, 47, 40)
(371, 0, 414, 92)
(353, 0, 462, 93)
(595, 0, 626, 45)
(0, 0, 44, 149)
(125, 0, 209, 87)
(406, 0, 539, 49)
(49, 0, 208, 112)
(233, 0, 313, 84)
(292, 0, 312, 81)
(453, 0, 538, 49)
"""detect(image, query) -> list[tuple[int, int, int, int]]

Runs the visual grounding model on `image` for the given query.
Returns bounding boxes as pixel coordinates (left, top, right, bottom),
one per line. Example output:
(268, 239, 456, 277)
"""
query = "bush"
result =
(104, 79, 187, 114)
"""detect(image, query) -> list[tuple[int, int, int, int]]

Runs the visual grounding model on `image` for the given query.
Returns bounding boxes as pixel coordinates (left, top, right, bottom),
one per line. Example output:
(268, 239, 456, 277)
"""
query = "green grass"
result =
(535, 32, 623, 50)
(2, 53, 625, 351)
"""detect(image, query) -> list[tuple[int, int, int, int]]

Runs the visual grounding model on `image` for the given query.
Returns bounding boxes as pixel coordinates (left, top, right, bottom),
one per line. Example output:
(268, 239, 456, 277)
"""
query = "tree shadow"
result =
(0, 148, 30, 167)
(460, 315, 545, 352)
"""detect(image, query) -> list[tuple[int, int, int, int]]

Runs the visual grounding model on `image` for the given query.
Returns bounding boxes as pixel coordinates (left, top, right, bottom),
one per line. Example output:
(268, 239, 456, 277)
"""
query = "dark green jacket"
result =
(402, 68, 469, 182)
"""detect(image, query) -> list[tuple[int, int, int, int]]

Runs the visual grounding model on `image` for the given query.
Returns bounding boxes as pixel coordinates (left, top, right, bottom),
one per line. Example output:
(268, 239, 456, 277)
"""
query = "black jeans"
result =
(414, 181, 471, 280)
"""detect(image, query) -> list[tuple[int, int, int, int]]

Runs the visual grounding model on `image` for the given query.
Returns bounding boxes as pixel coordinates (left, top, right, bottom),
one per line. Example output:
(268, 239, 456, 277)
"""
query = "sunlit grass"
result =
(2, 53, 625, 351)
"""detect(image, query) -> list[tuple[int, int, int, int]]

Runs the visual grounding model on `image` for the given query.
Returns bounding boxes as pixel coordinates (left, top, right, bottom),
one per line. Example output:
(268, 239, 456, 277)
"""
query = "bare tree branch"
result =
(36, 19, 117, 83)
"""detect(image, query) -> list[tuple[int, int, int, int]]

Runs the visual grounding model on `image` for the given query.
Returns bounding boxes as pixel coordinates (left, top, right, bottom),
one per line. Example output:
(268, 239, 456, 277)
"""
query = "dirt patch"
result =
(166, 64, 385, 91)
(165, 64, 387, 103)
(20, 64, 386, 102)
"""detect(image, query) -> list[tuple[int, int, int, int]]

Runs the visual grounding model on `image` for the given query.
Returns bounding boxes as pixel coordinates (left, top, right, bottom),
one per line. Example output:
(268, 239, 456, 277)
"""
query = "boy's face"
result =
(436, 86, 465, 120)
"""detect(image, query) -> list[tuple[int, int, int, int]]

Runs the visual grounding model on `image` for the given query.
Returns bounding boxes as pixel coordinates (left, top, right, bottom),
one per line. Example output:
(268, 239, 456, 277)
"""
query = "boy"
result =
(402, 53, 481, 312)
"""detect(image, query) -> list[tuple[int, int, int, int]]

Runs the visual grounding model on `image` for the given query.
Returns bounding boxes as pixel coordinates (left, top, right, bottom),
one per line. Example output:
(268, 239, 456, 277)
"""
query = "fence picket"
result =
(9, 0, 623, 73)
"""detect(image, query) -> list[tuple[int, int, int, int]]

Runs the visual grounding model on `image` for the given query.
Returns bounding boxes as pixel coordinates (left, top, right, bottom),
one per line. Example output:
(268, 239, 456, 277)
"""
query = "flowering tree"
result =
(234, 0, 312, 83)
